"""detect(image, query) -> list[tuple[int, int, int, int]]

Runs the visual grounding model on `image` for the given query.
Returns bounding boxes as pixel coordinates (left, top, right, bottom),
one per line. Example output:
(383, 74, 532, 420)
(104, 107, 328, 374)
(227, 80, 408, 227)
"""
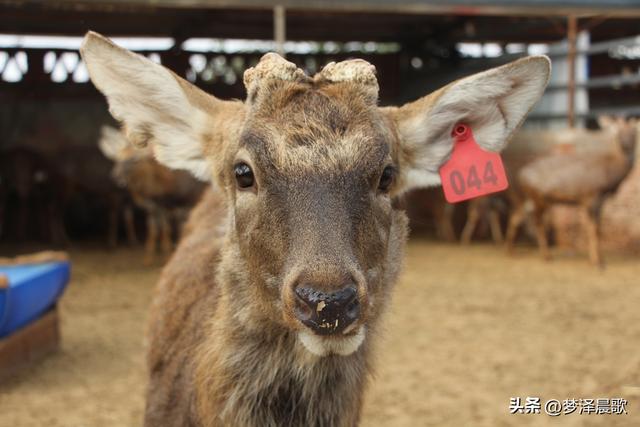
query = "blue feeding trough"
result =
(0, 261, 70, 338)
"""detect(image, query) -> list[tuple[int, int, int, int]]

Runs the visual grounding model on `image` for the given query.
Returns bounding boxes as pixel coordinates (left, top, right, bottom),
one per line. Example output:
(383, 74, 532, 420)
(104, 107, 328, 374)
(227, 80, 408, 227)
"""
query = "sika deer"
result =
(99, 126, 206, 264)
(460, 195, 506, 245)
(405, 188, 456, 241)
(516, 117, 637, 266)
(461, 125, 578, 247)
(80, 31, 549, 426)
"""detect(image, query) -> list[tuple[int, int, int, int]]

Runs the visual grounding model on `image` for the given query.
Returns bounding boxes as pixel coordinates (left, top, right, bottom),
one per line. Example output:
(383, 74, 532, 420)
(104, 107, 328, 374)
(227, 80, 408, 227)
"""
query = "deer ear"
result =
(98, 126, 129, 161)
(81, 31, 241, 181)
(386, 55, 550, 193)
(597, 115, 615, 131)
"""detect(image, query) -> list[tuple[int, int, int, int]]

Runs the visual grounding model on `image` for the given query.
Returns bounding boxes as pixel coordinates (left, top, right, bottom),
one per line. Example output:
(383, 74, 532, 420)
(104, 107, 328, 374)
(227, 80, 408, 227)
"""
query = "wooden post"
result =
(274, 5, 286, 57)
(567, 15, 577, 128)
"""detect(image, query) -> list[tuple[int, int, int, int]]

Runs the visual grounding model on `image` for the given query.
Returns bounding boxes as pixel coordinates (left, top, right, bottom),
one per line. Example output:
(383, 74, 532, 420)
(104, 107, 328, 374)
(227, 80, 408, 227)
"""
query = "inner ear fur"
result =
(80, 31, 245, 182)
(385, 55, 551, 191)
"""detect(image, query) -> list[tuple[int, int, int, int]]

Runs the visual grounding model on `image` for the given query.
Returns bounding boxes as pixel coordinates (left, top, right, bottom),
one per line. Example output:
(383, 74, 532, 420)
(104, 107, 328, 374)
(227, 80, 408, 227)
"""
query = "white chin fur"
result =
(298, 326, 366, 357)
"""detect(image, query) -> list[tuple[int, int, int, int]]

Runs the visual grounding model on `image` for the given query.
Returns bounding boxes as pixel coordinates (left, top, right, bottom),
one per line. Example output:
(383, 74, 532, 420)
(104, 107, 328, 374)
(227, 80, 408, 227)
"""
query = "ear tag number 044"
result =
(439, 124, 508, 203)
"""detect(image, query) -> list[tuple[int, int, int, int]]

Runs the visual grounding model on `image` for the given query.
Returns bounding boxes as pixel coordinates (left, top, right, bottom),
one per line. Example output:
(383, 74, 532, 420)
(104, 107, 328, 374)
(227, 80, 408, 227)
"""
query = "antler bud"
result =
(318, 59, 379, 99)
(243, 53, 308, 98)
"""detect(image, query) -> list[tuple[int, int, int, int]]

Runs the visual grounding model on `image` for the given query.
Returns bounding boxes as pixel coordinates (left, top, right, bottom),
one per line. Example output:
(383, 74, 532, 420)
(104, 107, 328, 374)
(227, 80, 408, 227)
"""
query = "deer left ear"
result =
(385, 55, 550, 194)
(80, 31, 244, 183)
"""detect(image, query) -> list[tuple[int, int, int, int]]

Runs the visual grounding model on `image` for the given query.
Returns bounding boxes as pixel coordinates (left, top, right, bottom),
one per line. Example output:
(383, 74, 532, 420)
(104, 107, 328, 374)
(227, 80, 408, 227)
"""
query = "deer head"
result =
(98, 125, 154, 187)
(598, 115, 638, 161)
(81, 32, 549, 357)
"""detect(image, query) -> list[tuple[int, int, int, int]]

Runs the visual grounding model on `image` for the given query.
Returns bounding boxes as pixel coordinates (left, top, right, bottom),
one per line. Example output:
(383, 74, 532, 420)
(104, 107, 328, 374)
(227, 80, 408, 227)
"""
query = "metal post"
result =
(274, 5, 286, 57)
(567, 15, 577, 128)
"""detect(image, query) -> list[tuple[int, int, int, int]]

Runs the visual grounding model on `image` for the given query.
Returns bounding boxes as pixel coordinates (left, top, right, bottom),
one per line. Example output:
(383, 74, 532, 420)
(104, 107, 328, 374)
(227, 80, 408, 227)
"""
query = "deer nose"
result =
(294, 284, 360, 335)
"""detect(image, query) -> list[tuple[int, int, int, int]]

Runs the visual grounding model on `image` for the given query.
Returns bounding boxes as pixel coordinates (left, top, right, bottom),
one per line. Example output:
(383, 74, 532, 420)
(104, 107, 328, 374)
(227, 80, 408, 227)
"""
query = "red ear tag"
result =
(439, 124, 508, 204)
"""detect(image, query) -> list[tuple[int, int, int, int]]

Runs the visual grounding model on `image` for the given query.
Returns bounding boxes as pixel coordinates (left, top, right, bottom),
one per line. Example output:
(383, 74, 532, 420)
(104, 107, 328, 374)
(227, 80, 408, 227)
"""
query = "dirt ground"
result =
(1, 241, 640, 427)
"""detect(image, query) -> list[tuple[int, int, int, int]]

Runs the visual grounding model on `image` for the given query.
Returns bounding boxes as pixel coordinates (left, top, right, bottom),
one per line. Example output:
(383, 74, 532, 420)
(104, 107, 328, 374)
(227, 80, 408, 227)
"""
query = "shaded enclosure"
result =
(2, 2, 640, 244)
(2, 1, 640, 426)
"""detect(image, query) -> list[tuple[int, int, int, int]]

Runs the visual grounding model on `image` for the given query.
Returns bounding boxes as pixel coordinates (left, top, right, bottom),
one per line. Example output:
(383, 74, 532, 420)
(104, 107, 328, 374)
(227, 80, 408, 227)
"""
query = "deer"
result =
(460, 195, 506, 245)
(463, 126, 592, 247)
(99, 126, 206, 265)
(513, 117, 637, 266)
(405, 188, 456, 242)
(80, 31, 549, 426)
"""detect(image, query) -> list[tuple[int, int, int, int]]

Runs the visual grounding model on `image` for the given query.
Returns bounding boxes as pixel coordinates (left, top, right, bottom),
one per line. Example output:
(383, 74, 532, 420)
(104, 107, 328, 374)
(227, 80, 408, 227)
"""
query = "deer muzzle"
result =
(294, 283, 360, 335)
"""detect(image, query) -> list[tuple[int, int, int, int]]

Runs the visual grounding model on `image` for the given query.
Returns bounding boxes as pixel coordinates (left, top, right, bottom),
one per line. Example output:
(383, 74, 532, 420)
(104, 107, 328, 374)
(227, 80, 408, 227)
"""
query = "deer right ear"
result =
(81, 31, 243, 181)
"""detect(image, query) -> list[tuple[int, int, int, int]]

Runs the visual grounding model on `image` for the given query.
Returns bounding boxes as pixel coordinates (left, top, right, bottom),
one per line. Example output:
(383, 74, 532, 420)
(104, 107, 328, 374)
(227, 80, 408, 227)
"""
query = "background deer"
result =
(461, 127, 605, 248)
(99, 126, 206, 264)
(81, 31, 549, 426)
(405, 188, 456, 242)
(514, 117, 637, 266)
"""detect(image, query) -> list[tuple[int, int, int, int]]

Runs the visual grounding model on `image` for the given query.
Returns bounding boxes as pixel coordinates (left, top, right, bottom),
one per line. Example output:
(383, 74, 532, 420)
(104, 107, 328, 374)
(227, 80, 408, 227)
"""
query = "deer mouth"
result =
(298, 326, 366, 357)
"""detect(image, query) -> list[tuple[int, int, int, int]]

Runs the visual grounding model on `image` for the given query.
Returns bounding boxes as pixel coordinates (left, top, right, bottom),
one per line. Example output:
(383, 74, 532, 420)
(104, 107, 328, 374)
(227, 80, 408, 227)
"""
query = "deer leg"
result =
(144, 213, 158, 266)
(488, 208, 504, 244)
(123, 205, 138, 246)
(432, 202, 454, 242)
(443, 203, 456, 242)
(533, 205, 551, 261)
(159, 212, 172, 256)
(505, 205, 525, 254)
(581, 203, 603, 267)
(461, 200, 480, 245)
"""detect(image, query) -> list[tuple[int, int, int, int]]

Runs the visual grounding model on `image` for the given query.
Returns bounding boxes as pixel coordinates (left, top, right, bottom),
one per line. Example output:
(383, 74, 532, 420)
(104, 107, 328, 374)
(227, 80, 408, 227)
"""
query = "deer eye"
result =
(234, 162, 254, 189)
(378, 166, 395, 192)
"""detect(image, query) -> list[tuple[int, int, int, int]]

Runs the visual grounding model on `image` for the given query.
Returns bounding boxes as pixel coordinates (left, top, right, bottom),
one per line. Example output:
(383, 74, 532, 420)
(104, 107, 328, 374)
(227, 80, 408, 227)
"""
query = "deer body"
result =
(460, 129, 560, 246)
(80, 32, 549, 426)
(100, 126, 206, 263)
(515, 119, 637, 265)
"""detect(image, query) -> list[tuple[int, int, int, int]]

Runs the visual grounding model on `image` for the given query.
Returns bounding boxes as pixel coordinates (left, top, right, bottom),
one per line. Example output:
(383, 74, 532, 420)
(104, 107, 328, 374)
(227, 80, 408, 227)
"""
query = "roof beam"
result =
(6, 0, 640, 18)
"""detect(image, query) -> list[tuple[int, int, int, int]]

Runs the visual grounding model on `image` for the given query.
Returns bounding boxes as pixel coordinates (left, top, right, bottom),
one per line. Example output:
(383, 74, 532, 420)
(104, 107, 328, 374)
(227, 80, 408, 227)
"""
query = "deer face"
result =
(225, 72, 407, 355)
(81, 32, 550, 356)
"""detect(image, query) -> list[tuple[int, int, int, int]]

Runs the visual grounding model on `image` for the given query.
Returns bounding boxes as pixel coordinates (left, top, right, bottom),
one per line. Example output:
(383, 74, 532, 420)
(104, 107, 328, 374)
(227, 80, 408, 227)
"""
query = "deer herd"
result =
(447, 117, 638, 267)
(0, 28, 637, 425)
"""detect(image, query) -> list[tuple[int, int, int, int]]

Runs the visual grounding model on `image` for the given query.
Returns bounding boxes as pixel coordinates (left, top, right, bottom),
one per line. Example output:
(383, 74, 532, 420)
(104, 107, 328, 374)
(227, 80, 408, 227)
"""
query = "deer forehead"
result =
(235, 84, 392, 174)
(238, 130, 390, 176)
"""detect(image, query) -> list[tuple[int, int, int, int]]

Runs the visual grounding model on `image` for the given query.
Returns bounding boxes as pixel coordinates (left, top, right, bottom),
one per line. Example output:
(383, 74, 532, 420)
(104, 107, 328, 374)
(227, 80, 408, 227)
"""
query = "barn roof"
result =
(2, 0, 640, 43)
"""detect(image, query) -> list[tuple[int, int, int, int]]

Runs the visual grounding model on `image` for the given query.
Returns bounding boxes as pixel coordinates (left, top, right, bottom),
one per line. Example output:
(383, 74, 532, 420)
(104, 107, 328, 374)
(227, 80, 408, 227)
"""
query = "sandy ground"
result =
(1, 241, 640, 427)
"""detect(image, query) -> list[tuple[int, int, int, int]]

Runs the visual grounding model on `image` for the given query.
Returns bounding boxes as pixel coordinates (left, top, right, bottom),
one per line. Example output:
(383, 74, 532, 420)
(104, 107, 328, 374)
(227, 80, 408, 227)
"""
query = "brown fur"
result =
(145, 77, 408, 427)
(79, 33, 549, 427)
(111, 154, 206, 264)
